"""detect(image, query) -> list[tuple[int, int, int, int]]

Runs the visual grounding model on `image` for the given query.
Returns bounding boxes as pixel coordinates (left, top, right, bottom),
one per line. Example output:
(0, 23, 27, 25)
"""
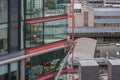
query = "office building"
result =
(0, 0, 73, 80)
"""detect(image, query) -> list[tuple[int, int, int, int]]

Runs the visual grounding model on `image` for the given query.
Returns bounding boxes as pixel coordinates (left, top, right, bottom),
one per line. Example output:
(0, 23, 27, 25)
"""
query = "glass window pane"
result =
(0, 65, 8, 75)
(44, 19, 67, 44)
(10, 62, 18, 80)
(44, 0, 67, 17)
(25, 48, 66, 80)
(10, 62, 18, 72)
(25, 0, 68, 19)
(0, 0, 8, 23)
(0, 24, 8, 54)
(25, 23, 44, 48)
(0, 65, 8, 80)
(26, 0, 43, 19)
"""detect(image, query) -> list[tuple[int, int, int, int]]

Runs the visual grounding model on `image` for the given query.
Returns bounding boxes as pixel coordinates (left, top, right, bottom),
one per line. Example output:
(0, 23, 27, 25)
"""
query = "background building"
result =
(68, 0, 120, 44)
(105, 0, 120, 7)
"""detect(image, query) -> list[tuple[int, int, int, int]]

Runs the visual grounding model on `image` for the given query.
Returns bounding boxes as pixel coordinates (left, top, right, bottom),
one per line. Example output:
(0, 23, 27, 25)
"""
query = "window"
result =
(25, 0, 67, 19)
(44, 19, 67, 44)
(25, 49, 67, 80)
(44, 0, 67, 17)
(25, 23, 44, 48)
(0, 0, 8, 23)
(0, 24, 8, 54)
(25, 19, 67, 48)
(74, 9, 81, 13)
(26, 0, 43, 19)
(0, 65, 8, 80)
(0, 62, 19, 80)
(10, 62, 19, 80)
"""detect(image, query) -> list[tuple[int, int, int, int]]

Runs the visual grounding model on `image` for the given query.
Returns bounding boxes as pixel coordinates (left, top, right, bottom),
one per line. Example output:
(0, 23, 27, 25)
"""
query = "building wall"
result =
(0, 0, 24, 80)
(94, 8, 120, 27)
(67, 5, 94, 27)
(0, 0, 69, 79)
(75, 13, 84, 27)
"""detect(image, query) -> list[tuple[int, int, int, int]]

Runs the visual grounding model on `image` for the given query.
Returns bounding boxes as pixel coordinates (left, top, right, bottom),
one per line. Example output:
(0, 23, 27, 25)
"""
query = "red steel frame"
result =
(71, 0, 75, 80)
(37, 68, 74, 80)
(25, 15, 72, 24)
(25, 40, 68, 54)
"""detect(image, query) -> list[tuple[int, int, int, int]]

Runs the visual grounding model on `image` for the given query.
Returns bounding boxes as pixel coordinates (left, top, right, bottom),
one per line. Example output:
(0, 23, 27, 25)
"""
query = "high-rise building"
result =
(0, 0, 73, 80)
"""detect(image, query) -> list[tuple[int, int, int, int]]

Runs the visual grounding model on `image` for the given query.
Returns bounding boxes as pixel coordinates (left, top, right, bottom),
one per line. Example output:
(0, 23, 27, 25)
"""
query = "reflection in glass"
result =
(10, 62, 18, 80)
(0, 24, 8, 54)
(44, 0, 67, 17)
(0, 0, 8, 23)
(25, 19, 67, 48)
(25, 0, 67, 19)
(26, 0, 43, 19)
(25, 23, 43, 48)
(0, 62, 19, 80)
(25, 49, 67, 80)
(0, 65, 8, 80)
(44, 19, 67, 44)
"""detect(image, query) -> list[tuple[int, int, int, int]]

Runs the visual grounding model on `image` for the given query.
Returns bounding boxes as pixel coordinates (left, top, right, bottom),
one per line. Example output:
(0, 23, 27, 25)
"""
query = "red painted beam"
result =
(36, 68, 74, 80)
(25, 15, 70, 24)
(25, 40, 68, 55)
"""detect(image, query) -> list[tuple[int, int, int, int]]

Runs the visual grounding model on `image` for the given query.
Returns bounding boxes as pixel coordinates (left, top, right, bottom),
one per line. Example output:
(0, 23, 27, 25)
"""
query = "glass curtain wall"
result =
(0, 0, 22, 53)
(25, 48, 67, 80)
(0, 0, 8, 54)
(25, 0, 67, 20)
(25, 19, 67, 48)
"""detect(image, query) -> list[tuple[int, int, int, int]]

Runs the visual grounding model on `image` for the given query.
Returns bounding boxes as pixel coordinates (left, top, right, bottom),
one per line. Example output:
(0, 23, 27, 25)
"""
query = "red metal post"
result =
(72, 0, 75, 41)
(71, 0, 75, 80)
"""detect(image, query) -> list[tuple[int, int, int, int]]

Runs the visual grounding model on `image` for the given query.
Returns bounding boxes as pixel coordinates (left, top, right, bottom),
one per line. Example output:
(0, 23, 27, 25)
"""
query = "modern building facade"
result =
(94, 8, 120, 27)
(0, 0, 73, 80)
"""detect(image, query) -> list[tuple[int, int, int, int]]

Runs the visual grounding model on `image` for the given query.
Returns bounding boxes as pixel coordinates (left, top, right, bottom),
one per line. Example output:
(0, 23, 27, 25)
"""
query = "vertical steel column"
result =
(72, 0, 75, 41)
(7, 0, 11, 52)
(8, 64, 11, 80)
(18, 0, 22, 50)
(24, 0, 27, 49)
